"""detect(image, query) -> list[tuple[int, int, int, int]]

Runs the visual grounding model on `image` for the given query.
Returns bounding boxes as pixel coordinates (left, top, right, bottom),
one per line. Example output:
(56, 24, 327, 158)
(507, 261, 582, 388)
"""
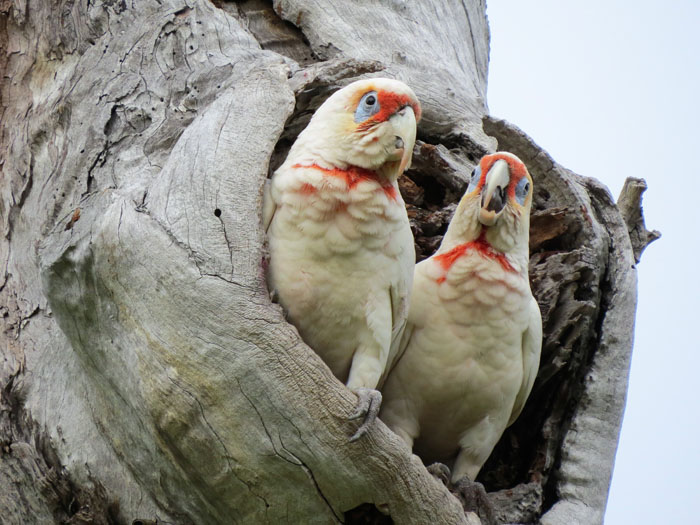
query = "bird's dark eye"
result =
(515, 177, 530, 205)
(354, 91, 381, 123)
(467, 164, 481, 193)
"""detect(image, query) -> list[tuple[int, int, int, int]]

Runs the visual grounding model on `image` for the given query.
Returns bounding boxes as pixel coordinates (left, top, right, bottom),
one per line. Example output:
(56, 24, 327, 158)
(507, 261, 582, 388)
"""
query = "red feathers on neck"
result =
(434, 231, 515, 283)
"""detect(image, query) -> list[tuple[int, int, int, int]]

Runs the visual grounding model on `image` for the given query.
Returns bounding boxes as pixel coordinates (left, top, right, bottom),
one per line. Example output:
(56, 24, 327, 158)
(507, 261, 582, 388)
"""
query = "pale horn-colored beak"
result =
(479, 159, 510, 226)
(388, 106, 417, 176)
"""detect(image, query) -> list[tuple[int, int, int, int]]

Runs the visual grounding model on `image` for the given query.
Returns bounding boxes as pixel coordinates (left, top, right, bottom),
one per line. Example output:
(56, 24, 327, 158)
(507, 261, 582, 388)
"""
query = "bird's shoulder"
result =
(270, 162, 410, 243)
(418, 245, 530, 306)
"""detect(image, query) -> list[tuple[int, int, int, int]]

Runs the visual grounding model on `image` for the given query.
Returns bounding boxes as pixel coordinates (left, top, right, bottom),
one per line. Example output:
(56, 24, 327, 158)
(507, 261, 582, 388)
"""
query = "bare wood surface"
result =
(617, 177, 661, 263)
(0, 1, 649, 523)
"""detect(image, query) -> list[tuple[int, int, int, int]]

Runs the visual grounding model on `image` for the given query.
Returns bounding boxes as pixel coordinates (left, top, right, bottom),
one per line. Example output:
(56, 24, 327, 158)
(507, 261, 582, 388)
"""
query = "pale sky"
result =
(486, 1, 700, 523)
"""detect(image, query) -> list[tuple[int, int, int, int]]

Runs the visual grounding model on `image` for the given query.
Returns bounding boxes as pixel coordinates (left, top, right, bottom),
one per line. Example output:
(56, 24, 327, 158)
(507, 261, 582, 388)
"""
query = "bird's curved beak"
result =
(479, 159, 510, 226)
(388, 106, 417, 176)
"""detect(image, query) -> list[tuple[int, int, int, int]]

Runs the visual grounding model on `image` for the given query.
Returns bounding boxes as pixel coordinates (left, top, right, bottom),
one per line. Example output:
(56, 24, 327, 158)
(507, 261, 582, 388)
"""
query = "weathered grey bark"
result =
(0, 1, 655, 524)
(616, 178, 661, 264)
(480, 118, 648, 525)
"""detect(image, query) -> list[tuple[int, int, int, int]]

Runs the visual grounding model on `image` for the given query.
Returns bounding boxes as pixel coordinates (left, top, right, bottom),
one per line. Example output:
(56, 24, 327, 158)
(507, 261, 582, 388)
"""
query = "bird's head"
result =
(445, 152, 534, 254)
(289, 78, 421, 180)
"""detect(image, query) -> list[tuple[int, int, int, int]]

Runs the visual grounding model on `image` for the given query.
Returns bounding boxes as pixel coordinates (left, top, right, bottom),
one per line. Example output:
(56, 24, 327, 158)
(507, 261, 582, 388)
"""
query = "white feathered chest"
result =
(269, 163, 410, 259)
(266, 162, 415, 382)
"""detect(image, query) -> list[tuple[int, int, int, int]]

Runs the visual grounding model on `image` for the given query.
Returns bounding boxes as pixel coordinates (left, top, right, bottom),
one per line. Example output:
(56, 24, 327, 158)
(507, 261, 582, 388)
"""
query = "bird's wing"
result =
(378, 259, 431, 388)
(376, 278, 411, 389)
(508, 296, 543, 426)
(378, 314, 413, 389)
(262, 178, 276, 232)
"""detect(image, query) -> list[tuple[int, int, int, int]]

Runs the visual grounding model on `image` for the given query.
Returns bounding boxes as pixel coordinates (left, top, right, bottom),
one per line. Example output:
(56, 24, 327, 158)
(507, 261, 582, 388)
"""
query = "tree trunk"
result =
(0, 1, 655, 524)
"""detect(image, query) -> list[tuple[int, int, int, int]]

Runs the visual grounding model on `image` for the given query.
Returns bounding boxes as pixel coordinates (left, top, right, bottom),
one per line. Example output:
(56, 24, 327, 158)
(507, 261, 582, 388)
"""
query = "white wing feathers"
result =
(508, 296, 543, 426)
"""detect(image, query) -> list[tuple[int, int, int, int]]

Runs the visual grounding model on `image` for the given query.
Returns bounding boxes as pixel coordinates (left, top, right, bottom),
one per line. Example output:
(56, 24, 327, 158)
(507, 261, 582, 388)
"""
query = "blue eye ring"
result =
(515, 177, 530, 205)
(354, 91, 381, 123)
(467, 164, 481, 194)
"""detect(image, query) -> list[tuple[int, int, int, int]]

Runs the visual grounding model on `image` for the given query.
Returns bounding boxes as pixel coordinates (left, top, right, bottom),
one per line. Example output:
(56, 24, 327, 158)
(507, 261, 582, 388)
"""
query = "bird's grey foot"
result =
(348, 388, 382, 442)
(426, 462, 451, 486)
(452, 476, 497, 525)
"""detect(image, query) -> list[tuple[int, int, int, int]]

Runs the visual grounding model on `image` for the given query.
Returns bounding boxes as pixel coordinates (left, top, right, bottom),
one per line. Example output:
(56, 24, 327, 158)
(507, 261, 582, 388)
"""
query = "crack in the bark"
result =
(1, 344, 119, 523)
(217, 213, 236, 279)
(461, 1, 485, 94)
(235, 378, 291, 461)
(16, 305, 41, 338)
(236, 377, 342, 522)
(126, 195, 253, 290)
(85, 145, 109, 196)
(278, 433, 344, 524)
(160, 376, 270, 522)
(166, 374, 237, 471)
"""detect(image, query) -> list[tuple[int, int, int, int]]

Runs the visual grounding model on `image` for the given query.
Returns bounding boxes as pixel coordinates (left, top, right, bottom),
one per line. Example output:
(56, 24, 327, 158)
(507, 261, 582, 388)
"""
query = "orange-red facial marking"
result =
(356, 89, 421, 132)
(434, 231, 515, 283)
(476, 153, 529, 199)
(292, 163, 398, 201)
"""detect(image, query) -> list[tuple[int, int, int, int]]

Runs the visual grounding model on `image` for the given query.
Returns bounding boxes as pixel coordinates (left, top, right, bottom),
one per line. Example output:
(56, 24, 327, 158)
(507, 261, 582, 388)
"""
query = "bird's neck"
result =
(287, 132, 400, 182)
(440, 209, 530, 274)
(290, 162, 397, 193)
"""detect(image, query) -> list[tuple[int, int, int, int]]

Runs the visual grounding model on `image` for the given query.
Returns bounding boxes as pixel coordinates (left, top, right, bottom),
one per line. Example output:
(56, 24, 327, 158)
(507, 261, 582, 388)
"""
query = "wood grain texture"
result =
(617, 178, 661, 263)
(482, 116, 639, 525)
(273, 0, 494, 150)
(0, 0, 646, 523)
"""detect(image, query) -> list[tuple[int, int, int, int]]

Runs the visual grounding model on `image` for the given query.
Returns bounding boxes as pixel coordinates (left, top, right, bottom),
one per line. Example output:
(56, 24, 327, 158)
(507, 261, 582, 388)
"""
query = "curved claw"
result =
(348, 387, 382, 442)
(426, 462, 451, 487)
(452, 476, 496, 525)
